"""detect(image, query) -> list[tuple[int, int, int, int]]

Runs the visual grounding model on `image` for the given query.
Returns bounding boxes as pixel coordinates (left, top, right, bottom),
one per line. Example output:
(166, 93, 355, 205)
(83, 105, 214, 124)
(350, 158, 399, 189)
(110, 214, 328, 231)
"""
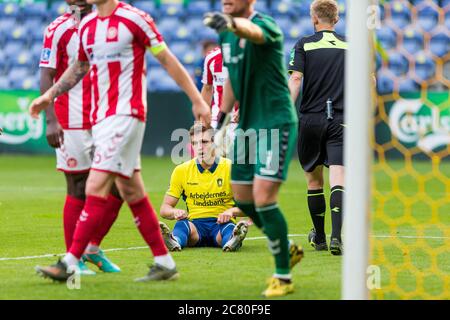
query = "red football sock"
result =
(69, 195, 108, 259)
(129, 196, 168, 257)
(63, 196, 85, 251)
(90, 194, 123, 247)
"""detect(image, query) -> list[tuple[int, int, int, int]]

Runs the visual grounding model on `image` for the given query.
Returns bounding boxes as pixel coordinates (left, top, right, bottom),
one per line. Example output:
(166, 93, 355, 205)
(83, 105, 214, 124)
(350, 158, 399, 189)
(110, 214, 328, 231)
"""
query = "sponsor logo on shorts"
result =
(94, 153, 102, 164)
(67, 158, 78, 168)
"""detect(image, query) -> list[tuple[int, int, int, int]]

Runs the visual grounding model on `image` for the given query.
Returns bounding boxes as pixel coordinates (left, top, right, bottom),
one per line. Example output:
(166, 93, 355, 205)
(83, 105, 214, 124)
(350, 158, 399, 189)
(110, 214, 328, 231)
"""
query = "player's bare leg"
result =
(115, 172, 178, 281)
(304, 166, 328, 251)
(328, 165, 345, 255)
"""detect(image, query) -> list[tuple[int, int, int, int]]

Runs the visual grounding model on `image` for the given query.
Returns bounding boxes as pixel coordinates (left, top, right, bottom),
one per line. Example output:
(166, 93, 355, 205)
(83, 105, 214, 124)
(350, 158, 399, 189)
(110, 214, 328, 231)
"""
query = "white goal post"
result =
(342, 0, 373, 300)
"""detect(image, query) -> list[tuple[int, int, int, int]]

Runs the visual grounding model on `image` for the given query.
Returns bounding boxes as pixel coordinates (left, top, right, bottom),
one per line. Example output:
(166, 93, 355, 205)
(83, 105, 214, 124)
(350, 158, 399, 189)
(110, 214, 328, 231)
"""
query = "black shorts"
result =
(297, 112, 344, 172)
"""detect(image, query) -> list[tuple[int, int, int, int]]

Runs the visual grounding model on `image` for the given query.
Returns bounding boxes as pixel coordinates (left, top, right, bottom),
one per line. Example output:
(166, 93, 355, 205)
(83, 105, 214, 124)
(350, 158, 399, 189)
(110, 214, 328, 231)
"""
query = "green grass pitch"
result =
(0, 156, 448, 300)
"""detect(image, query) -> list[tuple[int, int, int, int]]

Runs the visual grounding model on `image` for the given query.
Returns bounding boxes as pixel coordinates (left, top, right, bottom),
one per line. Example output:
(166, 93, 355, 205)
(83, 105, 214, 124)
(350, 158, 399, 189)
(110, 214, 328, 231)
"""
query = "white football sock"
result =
(274, 273, 292, 281)
(62, 253, 79, 267)
(86, 243, 100, 253)
(154, 254, 176, 270)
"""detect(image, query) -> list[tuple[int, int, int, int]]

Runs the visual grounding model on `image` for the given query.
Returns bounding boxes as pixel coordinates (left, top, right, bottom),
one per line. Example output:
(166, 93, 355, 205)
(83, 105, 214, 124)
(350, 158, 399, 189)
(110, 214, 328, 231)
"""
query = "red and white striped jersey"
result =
(201, 47, 238, 127)
(202, 47, 225, 124)
(40, 13, 92, 130)
(78, 2, 165, 125)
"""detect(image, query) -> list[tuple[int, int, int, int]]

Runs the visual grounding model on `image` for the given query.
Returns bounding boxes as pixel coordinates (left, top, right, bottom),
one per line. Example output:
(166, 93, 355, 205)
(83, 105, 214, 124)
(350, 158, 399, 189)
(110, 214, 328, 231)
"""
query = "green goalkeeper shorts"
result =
(230, 123, 298, 184)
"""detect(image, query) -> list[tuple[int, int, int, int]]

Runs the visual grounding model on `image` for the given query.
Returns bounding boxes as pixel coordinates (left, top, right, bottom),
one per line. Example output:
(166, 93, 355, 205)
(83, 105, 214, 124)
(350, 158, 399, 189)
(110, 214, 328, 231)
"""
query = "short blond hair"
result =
(310, 0, 339, 25)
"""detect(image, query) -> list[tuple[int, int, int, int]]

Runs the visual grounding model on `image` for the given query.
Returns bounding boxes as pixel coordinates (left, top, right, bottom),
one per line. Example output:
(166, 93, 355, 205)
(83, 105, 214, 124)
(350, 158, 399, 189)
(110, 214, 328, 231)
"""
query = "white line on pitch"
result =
(0, 233, 448, 262)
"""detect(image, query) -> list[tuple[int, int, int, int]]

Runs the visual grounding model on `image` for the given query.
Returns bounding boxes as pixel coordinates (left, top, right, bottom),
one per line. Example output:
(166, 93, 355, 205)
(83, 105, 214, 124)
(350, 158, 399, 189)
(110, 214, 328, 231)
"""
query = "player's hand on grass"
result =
(203, 12, 236, 33)
(46, 120, 64, 149)
(217, 209, 235, 224)
(173, 209, 188, 220)
(192, 99, 211, 128)
(29, 93, 53, 119)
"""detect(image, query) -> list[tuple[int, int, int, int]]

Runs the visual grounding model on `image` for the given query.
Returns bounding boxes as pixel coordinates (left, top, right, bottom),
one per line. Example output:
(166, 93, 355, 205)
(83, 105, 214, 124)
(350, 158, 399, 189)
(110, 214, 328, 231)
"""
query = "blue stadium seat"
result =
(335, 18, 346, 36)
(398, 78, 421, 93)
(49, 1, 68, 18)
(376, 70, 395, 95)
(275, 16, 292, 35)
(0, 2, 20, 18)
(388, 1, 411, 29)
(417, 5, 439, 32)
(430, 32, 449, 57)
(186, 0, 210, 16)
(156, 17, 180, 41)
(0, 17, 16, 43)
(388, 52, 409, 76)
(254, 1, 269, 14)
(146, 52, 160, 68)
(293, 1, 311, 19)
(8, 66, 30, 88)
(133, 0, 157, 14)
(410, 0, 440, 6)
(173, 25, 194, 42)
(185, 17, 205, 33)
(6, 26, 29, 44)
(10, 51, 34, 69)
(271, 1, 291, 18)
(3, 42, 25, 58)
(0, 77, 10, 90)
(0, 50, 7, 73)
(21, 2, 48, 19)
(213, 1, 222, 11)
(414, 52, 436, 80)
(401, 28, 424, 54)
(196, 27, 219, 43)
(298, 19, 314, 36)
(285, 25, 303, 41)
(10, 74, 39, 90)
(159, 3, 185, 18)
(148, 67, 180, 92)
(170, 42, 198, 65)
(337, 1, 346, 18)
(284, 40, 297, 54)
(376, 26, 398, 50)
(30, 42, 43, 62)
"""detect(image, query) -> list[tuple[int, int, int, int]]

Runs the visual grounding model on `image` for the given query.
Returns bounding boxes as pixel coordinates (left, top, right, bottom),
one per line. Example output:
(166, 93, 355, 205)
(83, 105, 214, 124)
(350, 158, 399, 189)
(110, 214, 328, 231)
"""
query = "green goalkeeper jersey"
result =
(219, 12, 297, 130)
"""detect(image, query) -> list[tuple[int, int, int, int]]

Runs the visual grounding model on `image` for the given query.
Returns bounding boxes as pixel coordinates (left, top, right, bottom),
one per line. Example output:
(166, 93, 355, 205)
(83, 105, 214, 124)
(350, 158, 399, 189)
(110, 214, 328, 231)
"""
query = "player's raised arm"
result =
(204, 12, 265, 44)
(29, 60, 90, 119)
(154, 48, 211, 127)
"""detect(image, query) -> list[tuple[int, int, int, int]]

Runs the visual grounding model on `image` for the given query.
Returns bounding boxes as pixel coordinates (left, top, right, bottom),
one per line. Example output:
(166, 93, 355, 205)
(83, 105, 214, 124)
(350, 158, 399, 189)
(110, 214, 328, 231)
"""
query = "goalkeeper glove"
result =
(203, 12, 237, 33)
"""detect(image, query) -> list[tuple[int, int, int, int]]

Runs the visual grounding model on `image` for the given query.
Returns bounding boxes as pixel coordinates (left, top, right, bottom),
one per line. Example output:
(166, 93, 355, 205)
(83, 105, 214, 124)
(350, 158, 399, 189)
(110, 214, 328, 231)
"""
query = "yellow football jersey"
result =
(166, 157, 235, 220)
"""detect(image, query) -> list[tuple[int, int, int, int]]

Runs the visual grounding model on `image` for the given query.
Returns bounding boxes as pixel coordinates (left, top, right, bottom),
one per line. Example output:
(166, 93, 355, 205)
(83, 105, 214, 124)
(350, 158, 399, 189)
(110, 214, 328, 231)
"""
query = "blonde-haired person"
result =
(288, 0, 346, 256)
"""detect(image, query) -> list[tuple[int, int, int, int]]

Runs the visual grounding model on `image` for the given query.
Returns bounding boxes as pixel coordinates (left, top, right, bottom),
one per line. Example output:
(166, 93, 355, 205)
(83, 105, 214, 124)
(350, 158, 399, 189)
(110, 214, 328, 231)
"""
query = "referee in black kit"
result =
(288, 0, 346, 256)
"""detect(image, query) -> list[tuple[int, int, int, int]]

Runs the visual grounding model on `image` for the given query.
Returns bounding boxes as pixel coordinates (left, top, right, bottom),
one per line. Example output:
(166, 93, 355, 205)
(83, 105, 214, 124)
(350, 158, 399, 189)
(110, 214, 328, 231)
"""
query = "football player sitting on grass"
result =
(159, 124, 248, 252)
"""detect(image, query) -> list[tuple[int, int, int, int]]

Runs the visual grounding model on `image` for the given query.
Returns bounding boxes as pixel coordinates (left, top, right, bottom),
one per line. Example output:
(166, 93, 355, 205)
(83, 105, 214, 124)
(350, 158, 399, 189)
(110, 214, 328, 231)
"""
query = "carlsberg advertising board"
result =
(0, 91, 52, 154)
(376, 92, 450, 158)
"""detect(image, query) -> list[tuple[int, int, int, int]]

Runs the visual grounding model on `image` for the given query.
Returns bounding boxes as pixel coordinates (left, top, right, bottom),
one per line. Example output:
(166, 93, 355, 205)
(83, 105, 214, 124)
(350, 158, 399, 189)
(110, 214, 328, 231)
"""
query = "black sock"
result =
(330, 186, 344, 241)
(307, 189, 326, 242)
